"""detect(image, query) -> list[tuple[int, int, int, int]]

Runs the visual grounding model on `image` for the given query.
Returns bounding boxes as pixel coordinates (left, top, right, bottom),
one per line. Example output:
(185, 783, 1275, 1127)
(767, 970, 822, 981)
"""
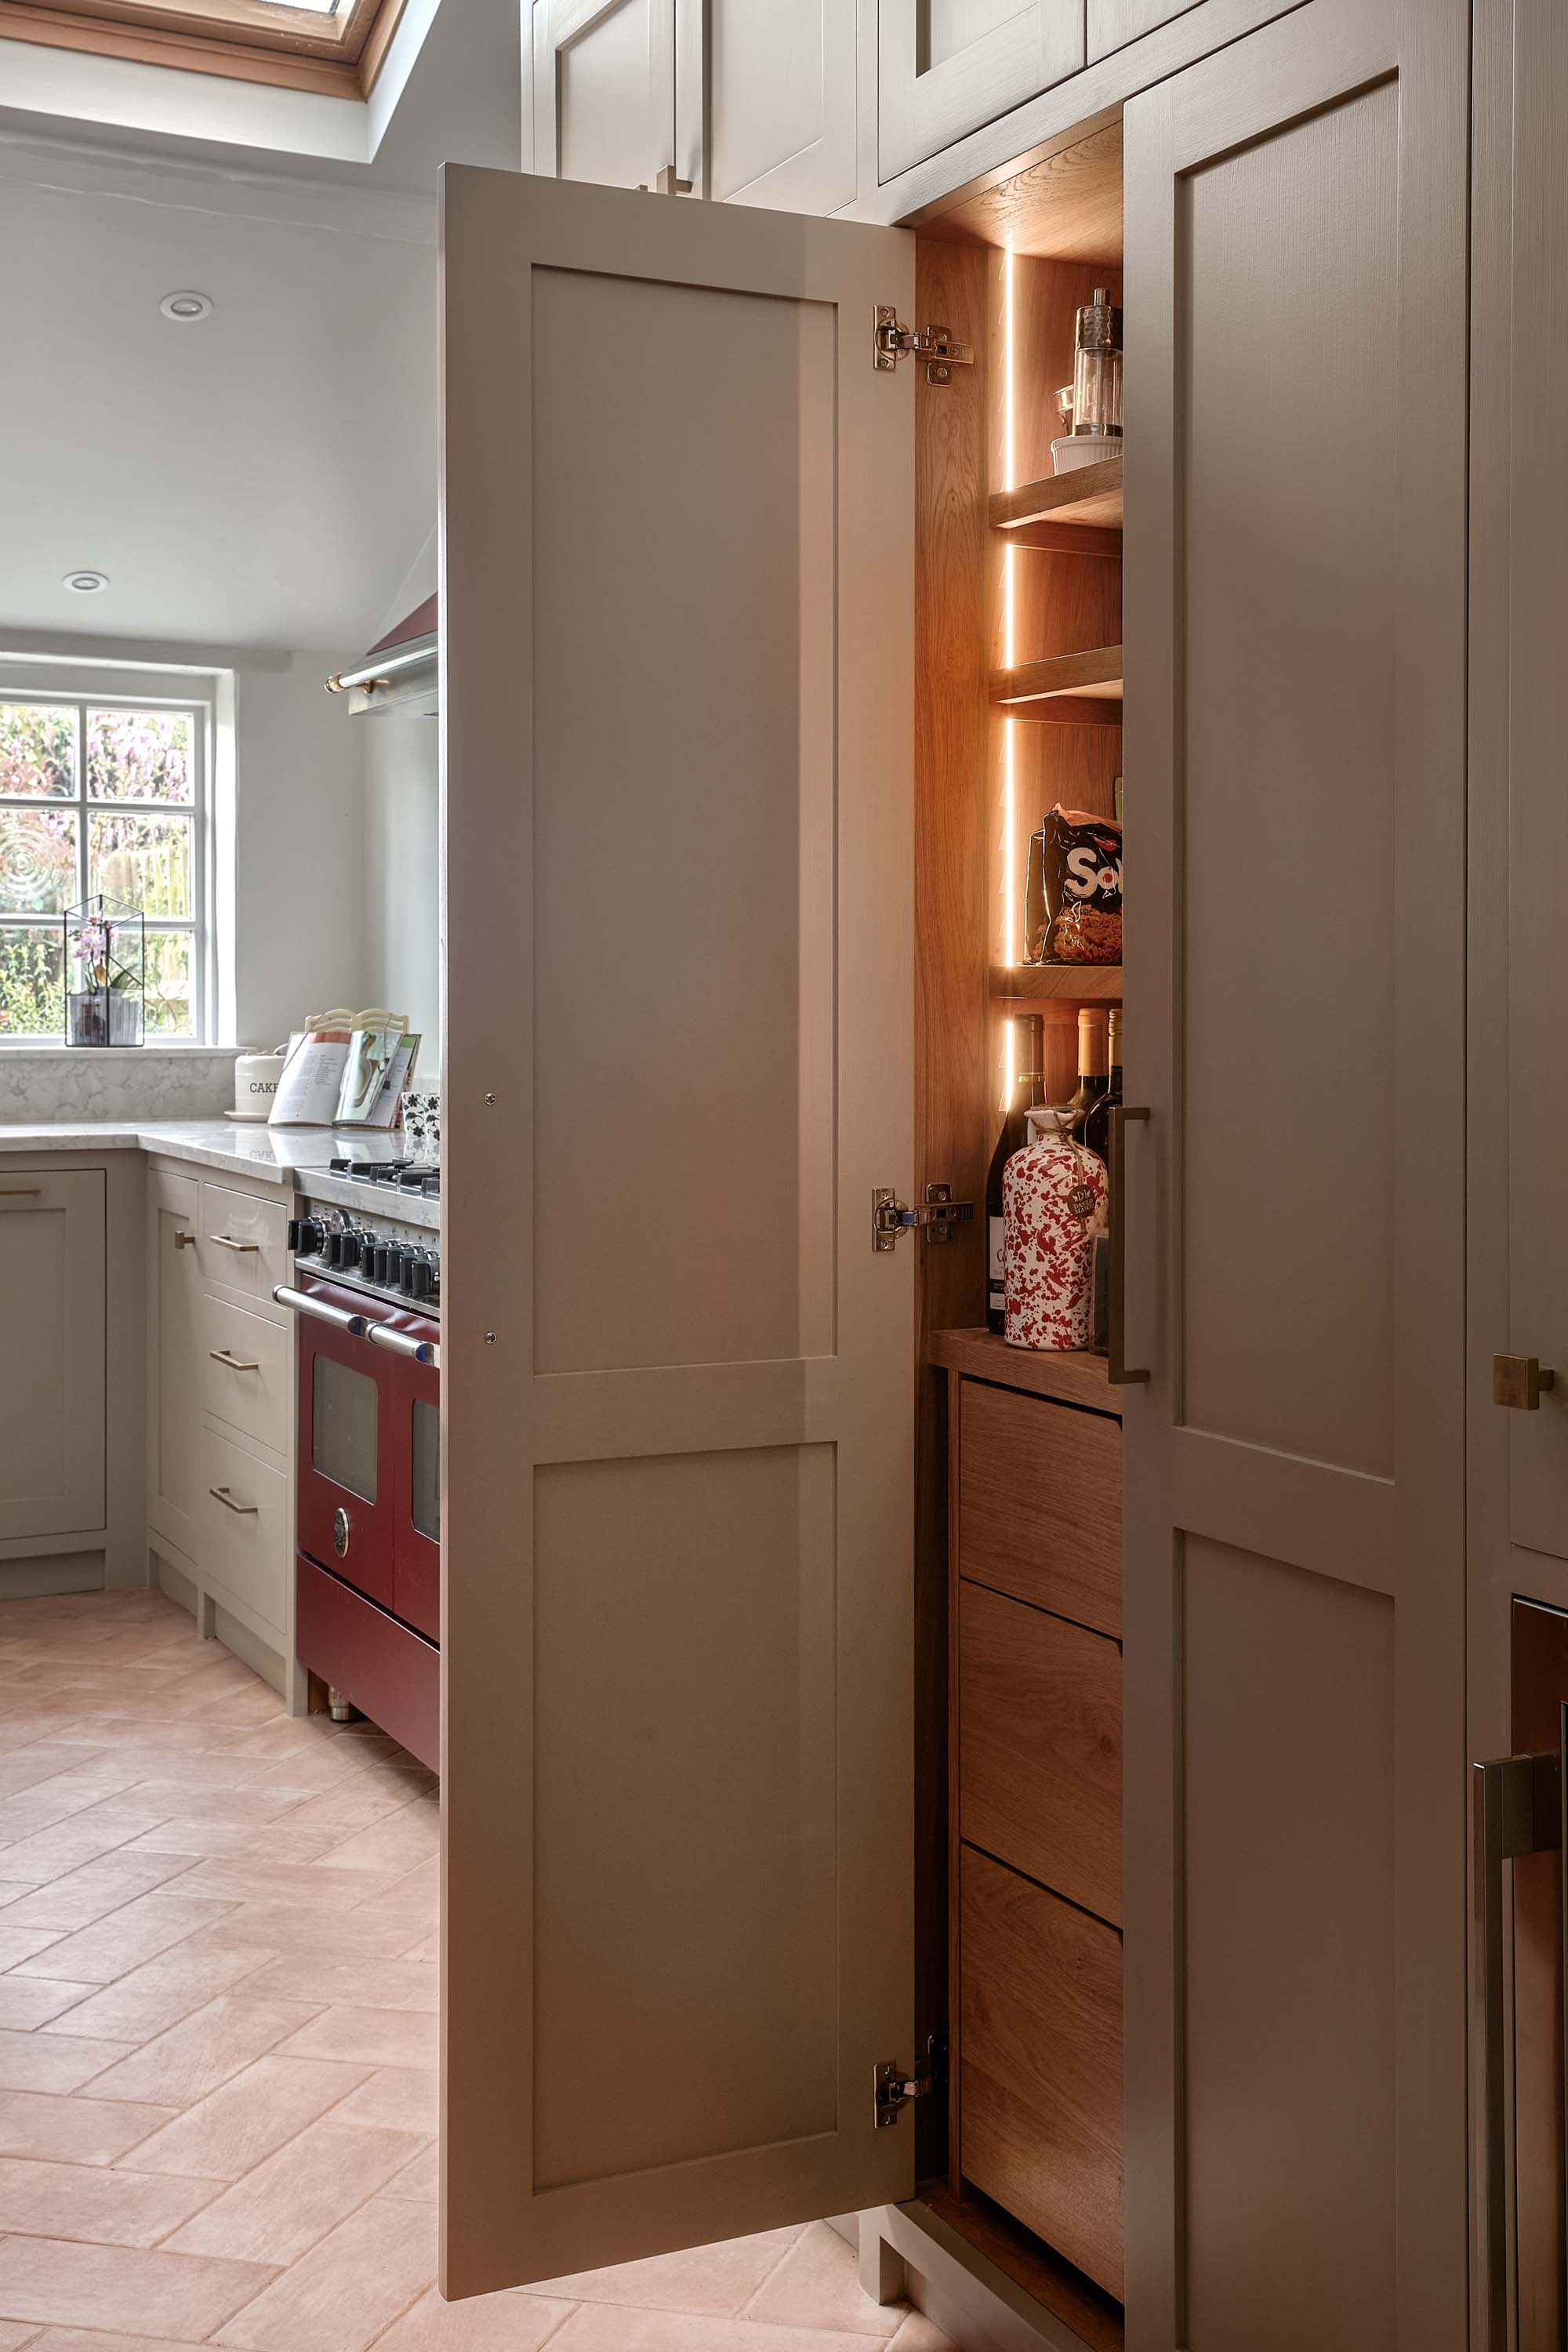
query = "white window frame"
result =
(0, 685, 214, 1044)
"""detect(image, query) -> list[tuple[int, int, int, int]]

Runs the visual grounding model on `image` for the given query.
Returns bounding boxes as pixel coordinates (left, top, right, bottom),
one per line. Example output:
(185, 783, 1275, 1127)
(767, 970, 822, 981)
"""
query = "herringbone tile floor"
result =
(0, 1590, 953, 2351)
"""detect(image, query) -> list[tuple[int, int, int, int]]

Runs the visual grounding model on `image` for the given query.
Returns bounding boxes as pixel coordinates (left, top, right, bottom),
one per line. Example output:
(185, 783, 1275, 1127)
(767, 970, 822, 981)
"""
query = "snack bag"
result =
(1025, 804, 1122, 965)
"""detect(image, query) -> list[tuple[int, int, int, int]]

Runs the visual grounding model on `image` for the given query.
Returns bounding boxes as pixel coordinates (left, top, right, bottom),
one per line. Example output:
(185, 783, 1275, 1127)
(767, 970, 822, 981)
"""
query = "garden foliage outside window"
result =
(0, 695, 207, 1040)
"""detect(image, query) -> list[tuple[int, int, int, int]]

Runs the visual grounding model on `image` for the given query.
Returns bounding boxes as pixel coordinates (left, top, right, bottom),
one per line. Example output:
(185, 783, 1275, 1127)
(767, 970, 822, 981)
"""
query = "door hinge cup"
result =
(873, 305, 975, 385)
(875, 2036, 948, 2126)
(873, 1184, 975, 1252)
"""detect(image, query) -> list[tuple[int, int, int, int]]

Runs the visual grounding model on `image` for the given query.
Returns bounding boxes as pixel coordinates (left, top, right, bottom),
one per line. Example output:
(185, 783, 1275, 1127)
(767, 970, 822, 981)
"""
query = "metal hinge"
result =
(872, 1184, 975, 1253)
(874, 2036, 949, 2127)
(873, 305, 975, 385)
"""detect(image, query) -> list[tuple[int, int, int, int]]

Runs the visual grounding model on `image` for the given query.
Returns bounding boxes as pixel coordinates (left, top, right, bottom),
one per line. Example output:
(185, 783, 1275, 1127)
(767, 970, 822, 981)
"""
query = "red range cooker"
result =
(274, 1160, 441, 1771)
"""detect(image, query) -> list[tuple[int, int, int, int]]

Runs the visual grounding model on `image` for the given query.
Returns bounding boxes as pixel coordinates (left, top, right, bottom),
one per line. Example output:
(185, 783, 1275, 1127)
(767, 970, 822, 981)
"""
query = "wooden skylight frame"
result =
(0, 0, 407, 97)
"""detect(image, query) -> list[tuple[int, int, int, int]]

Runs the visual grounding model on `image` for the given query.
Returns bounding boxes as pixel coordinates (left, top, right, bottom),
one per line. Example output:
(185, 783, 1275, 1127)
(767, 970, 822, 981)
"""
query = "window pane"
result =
(87, 708, 193, 804)
(89, 811, 191, 918)
(0, 703, 74, 799)
(0, 807, 78, 913)
(0, 927, 65, 1035)
(143, 931, 194, 1037)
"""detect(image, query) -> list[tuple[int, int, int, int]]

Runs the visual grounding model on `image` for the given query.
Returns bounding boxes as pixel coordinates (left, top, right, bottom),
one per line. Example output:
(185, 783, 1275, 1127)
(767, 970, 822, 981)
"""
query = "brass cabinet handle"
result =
(1494, 1353, 1555, 1410)
(209, 1485, 259, 1515)
(1106, 1105, 1151, 1387)
(209, 1349, 260, 1373)
(0, 1188, 42, 1198)
(212, 1234, 260, 1254)
(174, 1229, 197, 1249)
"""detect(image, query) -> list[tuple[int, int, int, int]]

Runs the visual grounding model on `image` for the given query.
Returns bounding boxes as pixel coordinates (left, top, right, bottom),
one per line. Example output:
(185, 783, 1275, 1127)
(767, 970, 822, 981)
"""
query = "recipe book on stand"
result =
(268, 1010, 419, 1128)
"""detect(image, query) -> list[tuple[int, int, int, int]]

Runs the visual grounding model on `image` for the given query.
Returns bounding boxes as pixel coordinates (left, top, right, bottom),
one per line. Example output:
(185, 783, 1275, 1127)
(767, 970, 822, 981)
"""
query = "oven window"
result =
(313, 1355, 378, 1502)
(412, 1399, 439, 1541)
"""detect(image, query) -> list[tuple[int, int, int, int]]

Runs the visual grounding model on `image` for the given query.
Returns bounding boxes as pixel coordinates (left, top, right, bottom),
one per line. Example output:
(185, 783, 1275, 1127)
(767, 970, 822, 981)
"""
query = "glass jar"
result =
(1072, 288, 1123, 439)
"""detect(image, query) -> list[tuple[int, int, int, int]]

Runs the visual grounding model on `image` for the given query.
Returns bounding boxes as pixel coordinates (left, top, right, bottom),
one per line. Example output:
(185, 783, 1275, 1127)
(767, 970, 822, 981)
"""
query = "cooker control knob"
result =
(339, 1229, 363, 1269)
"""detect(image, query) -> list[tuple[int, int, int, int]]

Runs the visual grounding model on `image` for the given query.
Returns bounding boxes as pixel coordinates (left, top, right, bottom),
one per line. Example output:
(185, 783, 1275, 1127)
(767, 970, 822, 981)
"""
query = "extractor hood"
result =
(326, 593, 438, 717)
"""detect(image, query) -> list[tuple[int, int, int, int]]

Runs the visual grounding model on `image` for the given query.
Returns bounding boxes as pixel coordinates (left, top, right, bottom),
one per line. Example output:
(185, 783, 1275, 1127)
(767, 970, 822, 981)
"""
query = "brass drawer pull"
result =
(209, 1485, 259, 1515)
(175, 1229, 197, 1249)
(1494, 1353, 1555, 1411)
(212, 1234, 260, 1254)
(0, 1188, 42, 1198)
(209, 1349, 260, 1373)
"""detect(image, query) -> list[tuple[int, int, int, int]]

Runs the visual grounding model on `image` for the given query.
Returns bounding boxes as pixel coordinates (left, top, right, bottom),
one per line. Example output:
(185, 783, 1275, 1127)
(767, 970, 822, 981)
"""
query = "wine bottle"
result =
(985, 1015, 1045, 1334)
(1062, 1006, 1110, 1139)
(1081, 1006, 1122, 1163)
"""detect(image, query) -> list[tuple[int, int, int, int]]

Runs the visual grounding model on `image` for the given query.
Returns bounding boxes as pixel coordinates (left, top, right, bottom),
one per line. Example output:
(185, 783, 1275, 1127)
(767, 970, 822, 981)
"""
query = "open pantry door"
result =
(1119, 2, 1469, 2348)
(437, 166, 919, 2297)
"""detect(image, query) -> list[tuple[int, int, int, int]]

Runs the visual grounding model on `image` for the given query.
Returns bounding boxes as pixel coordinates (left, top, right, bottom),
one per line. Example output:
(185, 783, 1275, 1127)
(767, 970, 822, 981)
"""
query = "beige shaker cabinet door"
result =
(439, 166, 916, 2296)
(0, 1169, 106, 1542)
(683, 0, 857, 212)
(147, 1165, 201, 1559)
(877, 0, 1083, 183)
(1120, 2, 1469, 2348)
(532, 0, 676, 191)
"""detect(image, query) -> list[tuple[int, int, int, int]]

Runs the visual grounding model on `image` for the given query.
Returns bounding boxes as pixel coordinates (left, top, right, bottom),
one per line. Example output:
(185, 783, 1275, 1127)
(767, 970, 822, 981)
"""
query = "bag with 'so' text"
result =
(1026, 804, 1123, 965)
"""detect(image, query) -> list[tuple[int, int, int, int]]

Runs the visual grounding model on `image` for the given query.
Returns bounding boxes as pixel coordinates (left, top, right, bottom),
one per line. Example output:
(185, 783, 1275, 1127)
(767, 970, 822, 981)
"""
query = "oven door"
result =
(292, 1277, 397, 1613)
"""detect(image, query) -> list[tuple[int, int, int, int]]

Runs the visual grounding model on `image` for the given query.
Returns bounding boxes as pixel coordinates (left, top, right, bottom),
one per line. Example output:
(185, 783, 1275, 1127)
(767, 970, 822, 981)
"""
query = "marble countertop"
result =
(0, 1119, 438, 1226)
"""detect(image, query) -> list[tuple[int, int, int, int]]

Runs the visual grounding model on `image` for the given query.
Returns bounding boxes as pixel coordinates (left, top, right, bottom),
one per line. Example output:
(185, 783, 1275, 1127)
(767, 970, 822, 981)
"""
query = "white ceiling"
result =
(0, 0, 521, 655)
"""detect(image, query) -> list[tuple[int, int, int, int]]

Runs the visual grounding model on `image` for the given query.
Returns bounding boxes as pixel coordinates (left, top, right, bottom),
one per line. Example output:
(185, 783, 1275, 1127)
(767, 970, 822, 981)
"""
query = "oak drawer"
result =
(960, 1844, 1123, 2299)
(198, 1294, 290, 1457)
(198, 1181, 289, 1314)
(198, 1425, 289, 1635)
(960, 1581, 1121, 1926)
(959, 1377, 1121, 1637)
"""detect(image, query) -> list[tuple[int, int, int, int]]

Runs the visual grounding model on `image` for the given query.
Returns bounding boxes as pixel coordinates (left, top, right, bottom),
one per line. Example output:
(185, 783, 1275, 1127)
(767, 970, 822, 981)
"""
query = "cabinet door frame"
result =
(0, 1166, 106, 1543)
(677, 0, 858, 213)
(147, 1163, 201, 1561)
(532, 0, 677, 191)
(877, 0, 1085, 185)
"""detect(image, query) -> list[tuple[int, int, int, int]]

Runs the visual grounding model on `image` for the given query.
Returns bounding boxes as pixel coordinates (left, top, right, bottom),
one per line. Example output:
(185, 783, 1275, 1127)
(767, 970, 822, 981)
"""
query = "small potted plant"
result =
(64, 895, 143, 1047)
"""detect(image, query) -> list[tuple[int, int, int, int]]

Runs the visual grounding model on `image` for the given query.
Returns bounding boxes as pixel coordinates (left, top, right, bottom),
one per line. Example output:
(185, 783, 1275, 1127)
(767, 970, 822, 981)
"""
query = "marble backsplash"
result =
(0, 1047, 240, 1123)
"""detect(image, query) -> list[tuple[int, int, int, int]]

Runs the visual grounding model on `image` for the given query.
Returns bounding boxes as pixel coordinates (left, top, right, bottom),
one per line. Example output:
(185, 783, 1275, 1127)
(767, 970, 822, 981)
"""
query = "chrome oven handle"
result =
(365, 1319, 440, 1368)
(1472, 1740, 1563, 2349)
(272, 1284, 367, 1337)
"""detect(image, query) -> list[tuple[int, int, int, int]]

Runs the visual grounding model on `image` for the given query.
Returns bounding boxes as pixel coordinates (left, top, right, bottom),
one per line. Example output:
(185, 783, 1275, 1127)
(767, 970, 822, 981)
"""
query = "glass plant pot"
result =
(66, 989, 141, 1047)
(63, 895, 144, 1047)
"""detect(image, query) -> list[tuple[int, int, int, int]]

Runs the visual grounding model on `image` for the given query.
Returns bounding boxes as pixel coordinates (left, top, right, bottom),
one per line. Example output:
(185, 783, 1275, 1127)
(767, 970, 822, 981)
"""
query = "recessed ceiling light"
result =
(64, 571, 110, 594)
(160, 290, 213, 323)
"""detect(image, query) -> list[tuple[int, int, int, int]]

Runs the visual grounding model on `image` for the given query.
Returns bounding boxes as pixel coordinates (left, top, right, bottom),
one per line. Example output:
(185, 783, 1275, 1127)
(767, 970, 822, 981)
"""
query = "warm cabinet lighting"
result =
(0, 0, 406, 100)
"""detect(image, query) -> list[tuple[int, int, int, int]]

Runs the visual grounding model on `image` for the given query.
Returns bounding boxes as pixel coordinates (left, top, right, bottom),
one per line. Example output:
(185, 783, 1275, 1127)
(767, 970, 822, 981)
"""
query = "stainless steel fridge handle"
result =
(364, 1319, 439, 1368)
(1472, 1737, 1564, 2349)
(271, 1284, 366, 1337)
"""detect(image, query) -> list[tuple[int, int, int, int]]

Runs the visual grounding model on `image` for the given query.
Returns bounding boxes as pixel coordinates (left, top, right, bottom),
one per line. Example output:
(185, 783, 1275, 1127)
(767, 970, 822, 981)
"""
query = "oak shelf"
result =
(989, 644, 1123, 722)
(929, 1326, 1119, 1417)
(990, 456, 1124, 546)
(992, 964, 1123, 1001)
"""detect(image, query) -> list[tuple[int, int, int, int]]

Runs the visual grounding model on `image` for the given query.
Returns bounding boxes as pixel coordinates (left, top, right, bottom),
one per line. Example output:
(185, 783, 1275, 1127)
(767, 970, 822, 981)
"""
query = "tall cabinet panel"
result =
(1120, 2, 1469, 2347)
(532, 0, 676, 190)
(0, 1170, 105, 1542)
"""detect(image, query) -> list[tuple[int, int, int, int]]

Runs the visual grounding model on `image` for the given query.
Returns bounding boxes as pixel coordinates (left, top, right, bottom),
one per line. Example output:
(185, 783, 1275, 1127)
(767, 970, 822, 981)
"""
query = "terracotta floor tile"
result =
(27, 2331, 216, 2351)
(277, 1779, 426, 1834)
(0, 2234, 275, 2336)
(0, 1806, 176, 1884)
(0, 2030, 132, 2094)
(0, 2155, 218, 2246)
(350, 1851, 440, 1911)
(312, 1804, 440, 1876)
(889, 2313, 957, 2350)
(78, 1994, 323, 2109)
(548, 2308, 898, 2352)
(209, 2185, 437, 2350)
(0, 1784, 129, 1847)
(108, 1784, 314, 1828)
(162, 2116, 425, 2265)
(0, 1751, 115, 1804)
(741, 2225, 903, 2337)
(382, 2140, 437, 2202)
(400, 1933, 439, 1963)
(0, 2323, 38, 2347)
(243, 1956, 436, 2013)
(273, 2004, 437, 2070)
(537, 2228, 801, 2317)
(0, 1853, 199, 1933)
(371, 2285, 575, 2350)
(0, 1929, 60, 1971)
(11, 1893, 236, 1986)
(0, 1720, 85, 1755)
(38, 1943, 272, 2044)
(184, 1903, 430, 1959)
(0, 1980, 95, 2031)
(0, 2089, 176, 2167)
(123, 2055, 372, 2180)
(123, 1818, 343, 1861)
(330, 2066, 437, 2135)
(169, 1857, 408, 1907)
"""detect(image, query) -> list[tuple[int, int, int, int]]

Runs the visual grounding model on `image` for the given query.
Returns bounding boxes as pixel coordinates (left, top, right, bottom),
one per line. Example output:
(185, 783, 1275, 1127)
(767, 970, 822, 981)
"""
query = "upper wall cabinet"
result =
(1087, 0, 1200, 62)
(532, 0, 677, 191)
(682, 0, 857, 212)
(878, 0, 1084, 182)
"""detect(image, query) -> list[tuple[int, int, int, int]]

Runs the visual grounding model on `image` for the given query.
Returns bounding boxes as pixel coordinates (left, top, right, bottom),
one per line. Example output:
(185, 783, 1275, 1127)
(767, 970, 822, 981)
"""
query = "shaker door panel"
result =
(692, 0, 856, 213)
(441, 167, 916, 2295)
(0, 1168, 105, 1541)
(532, 0, 675, 191)
(878, 0, 1083, 182)
(148, 1166, 201, 1557)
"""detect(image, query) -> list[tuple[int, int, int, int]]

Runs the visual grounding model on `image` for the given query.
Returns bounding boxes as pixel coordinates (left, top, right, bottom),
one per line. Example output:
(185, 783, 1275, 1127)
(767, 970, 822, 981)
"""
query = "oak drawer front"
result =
(198, 1294, 289, 1456)
(960, 1844, 1123, 2300)
(198, 1426, 288, 1635)
(960, 1581, 1122, 1926)
(959, 1378, 1121, 1637)
(198, 1181, 289, 1312)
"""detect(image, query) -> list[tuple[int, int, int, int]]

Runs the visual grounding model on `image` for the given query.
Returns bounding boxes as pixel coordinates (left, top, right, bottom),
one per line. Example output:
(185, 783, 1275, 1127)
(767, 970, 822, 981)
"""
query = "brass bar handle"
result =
(0, 1189, 42, 1198)
(209, 1486, 259, 1516)
(174, 1229, 197, 1249)
(1472, 1746, 1562, 2350)
(1106, 1105, 1150, 1387)
(212, 1234, 260, 1254)
(209, 1349, 260, 1373)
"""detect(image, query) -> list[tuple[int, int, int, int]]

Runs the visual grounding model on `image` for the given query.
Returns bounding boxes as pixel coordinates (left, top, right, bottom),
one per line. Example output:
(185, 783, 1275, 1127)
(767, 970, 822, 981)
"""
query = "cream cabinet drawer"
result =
(199, 1181, 289, 1312)
(198, 1426, 288, 1635)
(199, 1294, 290, 1456)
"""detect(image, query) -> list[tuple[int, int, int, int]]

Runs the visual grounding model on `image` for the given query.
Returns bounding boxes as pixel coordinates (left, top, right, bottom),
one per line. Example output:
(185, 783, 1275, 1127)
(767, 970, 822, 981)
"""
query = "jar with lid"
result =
(1003, 1106, 1108, 1351)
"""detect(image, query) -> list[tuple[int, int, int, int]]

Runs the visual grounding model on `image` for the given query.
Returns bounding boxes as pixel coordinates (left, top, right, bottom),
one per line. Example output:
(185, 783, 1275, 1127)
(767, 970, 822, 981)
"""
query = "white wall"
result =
(362, 712, 440, 1084)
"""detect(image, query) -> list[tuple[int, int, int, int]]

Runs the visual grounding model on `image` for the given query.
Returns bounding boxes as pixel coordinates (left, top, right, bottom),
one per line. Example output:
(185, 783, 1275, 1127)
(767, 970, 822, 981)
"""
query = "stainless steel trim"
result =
(209, 1486, 259, 1516)
(209, 1349, 260, 1373)
(365, 1320, 439, 1368)
(1106, 1105, 1150, 1386)
(272, 1284, 367, 1337)
(1472, 1745, 1562, 2349)
(212, 1234, 260, 1254)
(325, 636, 437, 695)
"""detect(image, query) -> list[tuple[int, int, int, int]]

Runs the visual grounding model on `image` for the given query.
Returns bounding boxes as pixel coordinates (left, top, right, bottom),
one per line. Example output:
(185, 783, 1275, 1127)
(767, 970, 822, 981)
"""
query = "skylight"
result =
(0, 0, 404, 100)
